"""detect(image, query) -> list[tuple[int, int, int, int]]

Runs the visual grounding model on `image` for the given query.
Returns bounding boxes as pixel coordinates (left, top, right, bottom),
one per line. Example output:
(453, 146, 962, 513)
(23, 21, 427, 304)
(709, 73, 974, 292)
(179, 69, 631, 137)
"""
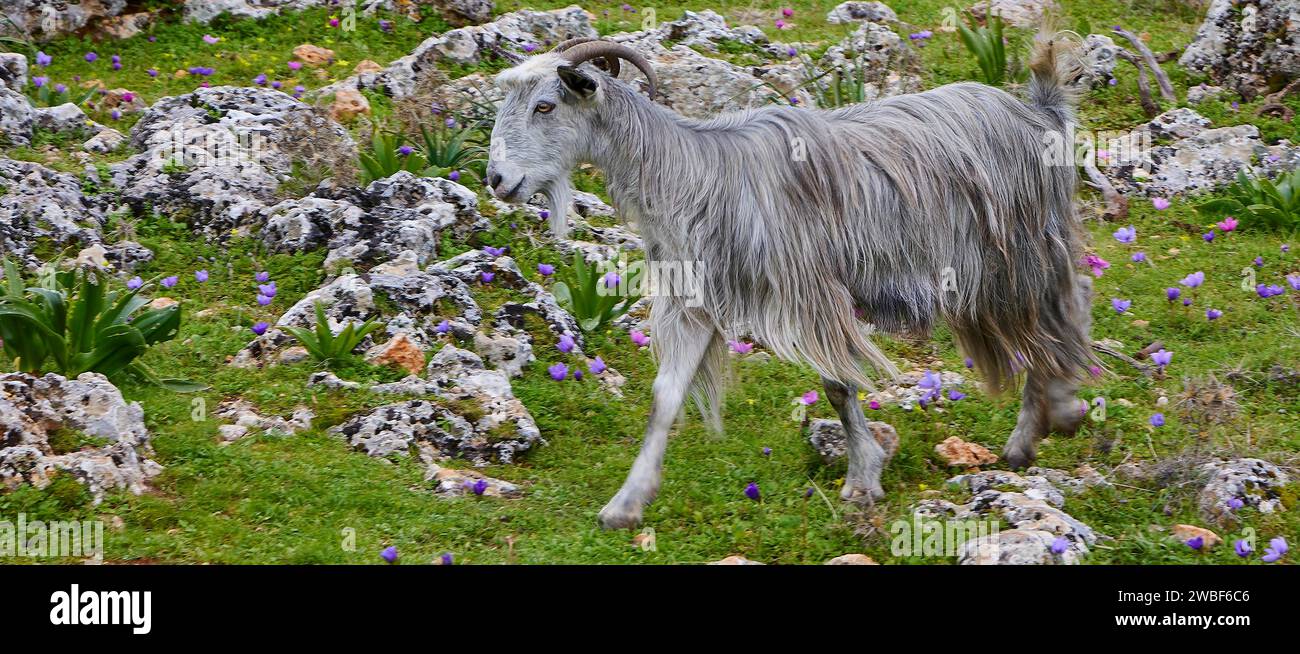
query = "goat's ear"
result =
(557, 65, 598, 101)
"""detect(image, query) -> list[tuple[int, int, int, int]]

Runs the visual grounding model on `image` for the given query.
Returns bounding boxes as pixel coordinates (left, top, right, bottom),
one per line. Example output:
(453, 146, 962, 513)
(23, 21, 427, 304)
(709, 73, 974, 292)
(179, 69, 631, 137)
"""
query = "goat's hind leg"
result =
(822, 378, 887, 502)
(597, 319, 719, 530)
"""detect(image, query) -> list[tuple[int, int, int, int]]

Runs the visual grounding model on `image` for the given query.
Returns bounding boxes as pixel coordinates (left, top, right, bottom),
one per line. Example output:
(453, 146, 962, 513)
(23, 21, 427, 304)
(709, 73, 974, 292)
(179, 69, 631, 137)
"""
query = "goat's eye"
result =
(534, 101, 554, 114)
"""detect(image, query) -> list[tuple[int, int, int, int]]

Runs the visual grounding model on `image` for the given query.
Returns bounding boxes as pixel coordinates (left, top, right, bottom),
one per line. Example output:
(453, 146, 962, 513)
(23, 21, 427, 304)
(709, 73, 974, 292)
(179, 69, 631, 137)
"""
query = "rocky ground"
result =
(0, 1, 1297, 564)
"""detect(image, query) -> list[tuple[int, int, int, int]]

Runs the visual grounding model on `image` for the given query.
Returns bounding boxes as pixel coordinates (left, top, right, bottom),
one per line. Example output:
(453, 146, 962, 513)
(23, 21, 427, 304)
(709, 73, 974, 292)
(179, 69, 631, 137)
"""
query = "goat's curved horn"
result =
(557, 41, 658, 99)
(552, 37, 603, 52)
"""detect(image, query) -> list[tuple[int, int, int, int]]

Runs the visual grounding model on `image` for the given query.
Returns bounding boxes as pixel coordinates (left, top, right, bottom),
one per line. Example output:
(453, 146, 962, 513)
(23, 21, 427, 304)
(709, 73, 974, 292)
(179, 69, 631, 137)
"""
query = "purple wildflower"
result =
(744, 482, 761, 501)
(202, 34, 219, 45)
(1261, 537, 1288, 563)
(1206, 308, 1222, 320)
(480, 271, 494, 283)
(160, 275, 177, 288)
(251, 321, 269, 336)
(1234, 539, 1253, 557)
(380, 546, 398, 563)
(1113, 225, 1136, 243)
(257, 282, 276, 298)
(548, 362, 568, 381)
(630, 330, 650, 347)
(1180, 271, 1205, 288)
(255, 271, 270, 283)
(730, 340, 754, 354)
(256, 294, 271, 306)
(1050, 536, 1069, 554)
(126, 276, 143, 290)
(589, 356, 607, 375)
(537, 263, 555, 276)
(1131, 252, 1146, 263)
(1111, 298, 1131, 314)
(194, 269, 209, 283)
(1186, 536, 1204, 551)
(1217, 216, 1238, 232)
(85, 52, 98, 63)
(1151, 349, 1172, 368)
(801, 390, 818, 405)
(483, 246, 505, 257)
(557, 333, 576, 353)
(436, 320, 451, 334)
(1228, 497, 1244, 511)
(35, 51, 51, 67)
(1152, 197, 1170, 210)
(1149, 413, 1165, 427)
(948, 389, 966, 401)
(1166, 287, 1181, 302)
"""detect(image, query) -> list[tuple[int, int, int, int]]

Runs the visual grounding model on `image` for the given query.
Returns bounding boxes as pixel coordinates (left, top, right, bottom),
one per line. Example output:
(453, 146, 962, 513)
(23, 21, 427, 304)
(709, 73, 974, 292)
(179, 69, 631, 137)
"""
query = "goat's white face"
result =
(486, 55, 599, 204)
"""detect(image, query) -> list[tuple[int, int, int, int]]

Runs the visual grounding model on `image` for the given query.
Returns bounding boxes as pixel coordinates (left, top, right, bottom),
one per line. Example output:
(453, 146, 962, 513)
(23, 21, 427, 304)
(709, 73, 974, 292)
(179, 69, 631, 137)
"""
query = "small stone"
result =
(709, 555, 764, 565)
(83, 128, 126, 153)
(365, 332, 425, 376)
(279, 346, 310, 364)
(354, 59, 384, 74)
(329, 88, 370, 123)
(293, 44, 336, 67)
(148, 297, 178, 310)
(934, 436, 998, 467)
(825, 553, 879, 565)
(1172, 524, 1222, 548)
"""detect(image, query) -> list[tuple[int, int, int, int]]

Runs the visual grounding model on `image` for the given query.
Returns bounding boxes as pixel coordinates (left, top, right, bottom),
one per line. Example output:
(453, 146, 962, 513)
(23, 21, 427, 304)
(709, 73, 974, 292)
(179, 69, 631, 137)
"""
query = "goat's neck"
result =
(582, 85, 706, 254)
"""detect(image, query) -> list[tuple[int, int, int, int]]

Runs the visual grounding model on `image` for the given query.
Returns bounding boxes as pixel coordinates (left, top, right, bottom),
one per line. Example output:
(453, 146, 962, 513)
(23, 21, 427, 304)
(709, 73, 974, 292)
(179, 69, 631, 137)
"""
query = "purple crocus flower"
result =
(1183, 297, 1193, 306)
(445, 117, 456, 128)
(480, 271, 494, 283)
(1234, 539, 1253, 557)
(1186, 536, 1204, 551)
(379, 19, 393, 32)
(1151, 349, 1172, 368)
(448, 170, 461, 182)
(257, 283, 276, 298)
(110, 109, 121, 121)
(1131, 252, 1146, 263)
(1113, 225, 1136, 243)
(31, 76, 46, 88)
(786, 46, 797, 57)
(573, 370, 584, 381)
(1261, 537, 1288, 563)
(964, 357, 974, 369)
(194, 269, 209, 283)
(380, 546, 398, 563)
(917, 370, 942, 402)
(1180, 271, 1205, 288)
(1257, 284, 1284, 298)
(440, 552, 453, 565)
(603, 271, 620, 288)
(538, 209, 550, 221)
(1206, 308, 1222, 321)
(630, 330, 650, 347)
(1050, 536, 1069, 554)
(251, 321, 269, 336)
(557, 333, 575, 353)
(1149, 413, 1165, 427)
(483, 246, 505, 257)
(1217, 216, 1238, 232)
(523, 43, 537, 53)
(255, 271, 270, 282)
(53, 83, 66, 93)
(203, 34, 220, 45)
(288, 61, 302, 71)
(256, 294, 271, 306)
(254, 73, 268, 86)
(537, 263, 555, 276)
(762, 447, 772, 457)
(730, 340, 754, 354)
(589, 356, 607, 375)
(85, 52, 98, 63)
(744, 482, 761, 501)
(1227, 497, 1244, 511)
(271, 80, 282, 89)
(1165, 287, 1181, 302)
(1152, 197, 1170, 210)
(147, 68, 158, 78)
(868, 400, 881, 410)
(948, 389, 966, 401)
(126, 276, 143, 290)
(1083, 253, 1109, 277)
(1203, 230, 1216, 243)
(35, 51, 51, 67)
(1111, 298, 1131, 314)
(161, 275, 178, 288)
(801, 390, 818, 405)
(1253, 256, 1264, 268)
(548, 362, 568, 381)
(470, 478, 488, 495)
(436, 319, 451, 334)
(1287, 274, 1300, 291)
(397, 145, 413, 156)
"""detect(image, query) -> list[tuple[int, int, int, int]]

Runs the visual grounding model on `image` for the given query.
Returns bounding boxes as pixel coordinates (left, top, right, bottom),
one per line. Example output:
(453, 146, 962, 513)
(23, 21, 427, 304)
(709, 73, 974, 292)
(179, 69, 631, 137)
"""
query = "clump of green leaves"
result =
(957, 14, 1009, 86)
(1196, 168, 1300, 232)
(283, 301, 383, 368)
(0, 258, 202, 391)
(551, 253, 641, 333)
(358, 131, 429, 184)
(359, 121, 487, 184)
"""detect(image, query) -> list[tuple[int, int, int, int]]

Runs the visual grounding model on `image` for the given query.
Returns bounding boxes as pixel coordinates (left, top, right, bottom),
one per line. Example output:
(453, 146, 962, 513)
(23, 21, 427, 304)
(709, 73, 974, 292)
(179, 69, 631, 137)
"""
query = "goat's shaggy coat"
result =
(490, 36, 1095, 528)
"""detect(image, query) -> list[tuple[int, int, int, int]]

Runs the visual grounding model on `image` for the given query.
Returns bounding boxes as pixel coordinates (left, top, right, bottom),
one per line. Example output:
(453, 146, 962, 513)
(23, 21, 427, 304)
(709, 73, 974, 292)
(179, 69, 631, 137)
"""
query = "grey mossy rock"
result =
(108, 86, 355, 238)
(0, 158, 105, 269)
(1196, 458, 1292, 527)
(967, 0, 1059, 29)
(0, 372, 162, 505)
(826, 2, 899, 25)
(0, 86, 35, 146)
(908, 467, 1105, 565)
(214, 399, 314, 443)
(0, 52, 29, 90)
(1180, 0, 1300, 100)
(331, 345, 542, 466)
(0, 0, 130, 40)
(1100, 108, 1300, 197)
(806, 418, 899, 465)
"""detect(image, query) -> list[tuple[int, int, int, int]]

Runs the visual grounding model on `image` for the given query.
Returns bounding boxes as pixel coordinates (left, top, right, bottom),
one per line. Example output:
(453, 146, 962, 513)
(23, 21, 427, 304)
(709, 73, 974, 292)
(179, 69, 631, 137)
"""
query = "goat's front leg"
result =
(822, 378, 887, 502)
(598, 320, 718, 530)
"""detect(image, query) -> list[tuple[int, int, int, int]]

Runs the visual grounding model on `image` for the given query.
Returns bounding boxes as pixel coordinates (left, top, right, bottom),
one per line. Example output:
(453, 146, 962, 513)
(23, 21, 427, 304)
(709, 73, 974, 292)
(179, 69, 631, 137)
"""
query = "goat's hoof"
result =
(597, 497, 644, 530)
(840, 481, 885, 503)
(1002, 443, 1036, 470)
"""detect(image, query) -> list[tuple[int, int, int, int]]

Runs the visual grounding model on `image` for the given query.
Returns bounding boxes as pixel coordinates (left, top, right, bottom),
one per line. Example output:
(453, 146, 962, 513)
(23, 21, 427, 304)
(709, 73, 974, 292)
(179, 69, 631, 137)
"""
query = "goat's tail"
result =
(1027, 29, 1083, 129)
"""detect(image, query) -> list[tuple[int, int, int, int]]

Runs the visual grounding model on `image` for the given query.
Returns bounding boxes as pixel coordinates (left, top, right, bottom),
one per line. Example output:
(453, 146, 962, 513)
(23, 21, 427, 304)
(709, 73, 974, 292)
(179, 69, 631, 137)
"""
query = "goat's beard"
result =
(541, 178, 572, 239)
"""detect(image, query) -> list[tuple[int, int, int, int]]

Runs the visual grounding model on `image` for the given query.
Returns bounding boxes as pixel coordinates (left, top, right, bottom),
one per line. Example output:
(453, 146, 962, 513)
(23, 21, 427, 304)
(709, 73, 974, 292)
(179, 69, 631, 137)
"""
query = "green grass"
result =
(1, 1, 1298, 565)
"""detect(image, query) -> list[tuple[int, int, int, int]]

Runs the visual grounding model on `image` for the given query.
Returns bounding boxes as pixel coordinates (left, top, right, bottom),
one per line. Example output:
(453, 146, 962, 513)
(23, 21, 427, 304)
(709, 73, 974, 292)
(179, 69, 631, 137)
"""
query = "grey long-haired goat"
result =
(487, 37, 1096, 529)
